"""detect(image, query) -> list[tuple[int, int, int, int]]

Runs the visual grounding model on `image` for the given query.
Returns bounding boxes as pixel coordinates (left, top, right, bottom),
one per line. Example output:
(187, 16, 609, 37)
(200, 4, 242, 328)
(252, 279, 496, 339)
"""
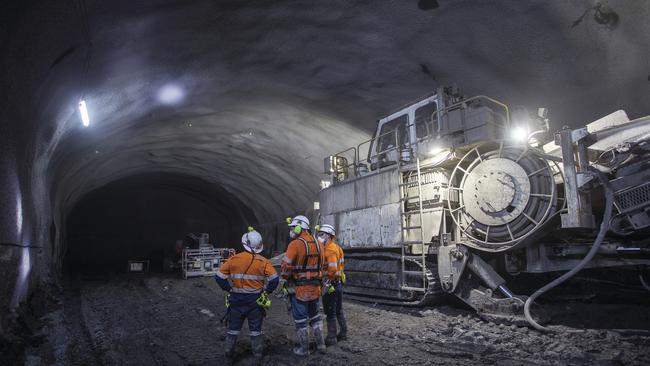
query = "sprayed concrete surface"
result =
(14, 275, 649, 365)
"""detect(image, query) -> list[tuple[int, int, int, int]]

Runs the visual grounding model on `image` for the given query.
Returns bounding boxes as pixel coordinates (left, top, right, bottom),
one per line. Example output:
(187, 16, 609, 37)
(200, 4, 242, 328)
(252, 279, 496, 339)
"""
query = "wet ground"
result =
(15, 274, 650, 365)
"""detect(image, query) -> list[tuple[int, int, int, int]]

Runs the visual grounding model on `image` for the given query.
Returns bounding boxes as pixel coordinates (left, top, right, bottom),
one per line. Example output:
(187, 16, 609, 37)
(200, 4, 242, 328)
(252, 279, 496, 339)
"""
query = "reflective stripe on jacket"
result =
(216, 252, 279, 302)
(334, 240, 345, 273)
(323, 240, 340, 280)
(281, 231, 325, 301)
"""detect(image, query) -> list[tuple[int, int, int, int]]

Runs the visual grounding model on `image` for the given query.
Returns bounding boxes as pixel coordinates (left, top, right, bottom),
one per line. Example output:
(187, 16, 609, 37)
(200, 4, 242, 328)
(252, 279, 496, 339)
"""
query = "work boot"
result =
(325, 318, 338, 346)
(224, 334, 237, 363)
(250, 335, 264, 362)
(312, 321, 327, 354)
(293, 327, 310, 356)
(337, 314, 348, 341)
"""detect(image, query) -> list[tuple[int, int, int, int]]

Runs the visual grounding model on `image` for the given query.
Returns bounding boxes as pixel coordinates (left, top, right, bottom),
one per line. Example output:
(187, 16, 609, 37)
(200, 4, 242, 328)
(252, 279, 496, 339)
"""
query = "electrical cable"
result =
(0, 242, 43, 249)
(523, 168, 614, 332)
(72, 0, 93, 101)
(571, 276, 650, 291)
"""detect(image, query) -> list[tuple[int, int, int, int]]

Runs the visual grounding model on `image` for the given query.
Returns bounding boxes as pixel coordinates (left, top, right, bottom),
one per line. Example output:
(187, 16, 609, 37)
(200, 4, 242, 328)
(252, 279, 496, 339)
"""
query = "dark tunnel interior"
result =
(63, 173, 256, 275)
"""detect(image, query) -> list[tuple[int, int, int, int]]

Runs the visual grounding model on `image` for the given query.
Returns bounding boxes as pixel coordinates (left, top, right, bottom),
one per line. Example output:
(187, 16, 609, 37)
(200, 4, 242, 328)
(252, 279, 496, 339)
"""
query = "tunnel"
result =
(1, 1, 650, 364)
(63, 172, 258, 275)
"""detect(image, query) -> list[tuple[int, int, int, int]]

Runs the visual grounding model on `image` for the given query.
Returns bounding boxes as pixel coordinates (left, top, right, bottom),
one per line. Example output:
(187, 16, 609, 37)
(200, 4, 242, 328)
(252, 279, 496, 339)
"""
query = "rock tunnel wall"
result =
(1, 0, 649, 330)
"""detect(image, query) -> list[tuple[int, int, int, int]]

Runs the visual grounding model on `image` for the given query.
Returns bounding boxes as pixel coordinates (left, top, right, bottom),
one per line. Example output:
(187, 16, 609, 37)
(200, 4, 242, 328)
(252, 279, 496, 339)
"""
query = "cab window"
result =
(414, 102, 437, 139)
(376, 115, 408, 154)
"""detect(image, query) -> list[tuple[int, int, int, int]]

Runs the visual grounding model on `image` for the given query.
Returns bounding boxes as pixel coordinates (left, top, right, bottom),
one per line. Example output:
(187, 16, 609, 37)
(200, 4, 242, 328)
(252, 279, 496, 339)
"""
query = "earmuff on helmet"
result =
(287, 215, 310, 235)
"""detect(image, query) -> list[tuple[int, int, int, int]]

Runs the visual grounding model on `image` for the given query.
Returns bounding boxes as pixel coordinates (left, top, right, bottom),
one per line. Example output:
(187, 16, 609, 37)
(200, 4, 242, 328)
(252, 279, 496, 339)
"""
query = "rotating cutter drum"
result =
(447, 142, 563, 251)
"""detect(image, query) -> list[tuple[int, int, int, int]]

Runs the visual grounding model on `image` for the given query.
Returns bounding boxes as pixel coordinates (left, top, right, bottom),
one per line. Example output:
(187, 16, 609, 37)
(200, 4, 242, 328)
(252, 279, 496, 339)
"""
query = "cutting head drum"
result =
(461, 158, 531, 226)
(448, 143, 562, 251)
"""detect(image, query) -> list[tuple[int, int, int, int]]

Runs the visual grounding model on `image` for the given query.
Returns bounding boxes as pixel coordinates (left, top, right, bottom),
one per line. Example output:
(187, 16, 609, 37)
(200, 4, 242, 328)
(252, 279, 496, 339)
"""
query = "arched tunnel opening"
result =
(63, 172, 257, 275)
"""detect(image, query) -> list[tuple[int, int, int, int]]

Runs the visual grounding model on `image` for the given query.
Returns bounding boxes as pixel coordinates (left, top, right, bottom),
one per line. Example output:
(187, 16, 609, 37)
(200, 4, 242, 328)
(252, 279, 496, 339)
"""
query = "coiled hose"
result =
(524, 168, 614, 332)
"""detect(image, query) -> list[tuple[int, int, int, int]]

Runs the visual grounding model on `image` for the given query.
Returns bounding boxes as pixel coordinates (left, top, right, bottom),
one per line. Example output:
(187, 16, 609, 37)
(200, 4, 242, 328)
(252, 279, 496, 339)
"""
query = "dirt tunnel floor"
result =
(23, 274, 650, 365)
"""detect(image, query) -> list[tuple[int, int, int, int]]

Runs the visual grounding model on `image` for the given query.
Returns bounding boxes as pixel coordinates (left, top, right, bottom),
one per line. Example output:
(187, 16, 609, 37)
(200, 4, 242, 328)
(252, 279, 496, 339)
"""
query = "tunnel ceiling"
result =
(2, 0, 650, 229)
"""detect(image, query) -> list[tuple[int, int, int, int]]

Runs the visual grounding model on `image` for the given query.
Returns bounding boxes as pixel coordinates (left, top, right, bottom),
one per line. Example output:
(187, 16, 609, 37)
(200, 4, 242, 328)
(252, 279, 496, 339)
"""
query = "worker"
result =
(317, 224, 348, 345)
(281, 215, 327, 356)
(215, 228, 279, 362)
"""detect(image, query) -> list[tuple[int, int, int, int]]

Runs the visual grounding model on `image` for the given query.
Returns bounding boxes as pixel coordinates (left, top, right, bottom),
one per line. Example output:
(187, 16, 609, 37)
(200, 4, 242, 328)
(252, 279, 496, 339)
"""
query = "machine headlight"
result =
(429, 146, 445, 156)
(426, 144, 451, 165)
(510, 126, 529, 142)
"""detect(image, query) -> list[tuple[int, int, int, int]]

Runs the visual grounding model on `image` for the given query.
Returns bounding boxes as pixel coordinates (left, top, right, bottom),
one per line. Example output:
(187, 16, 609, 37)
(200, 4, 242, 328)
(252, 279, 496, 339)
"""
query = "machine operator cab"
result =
(324, 87, 519, 185)
(366, 88, 511, 173)
(369, 93, 439, 170)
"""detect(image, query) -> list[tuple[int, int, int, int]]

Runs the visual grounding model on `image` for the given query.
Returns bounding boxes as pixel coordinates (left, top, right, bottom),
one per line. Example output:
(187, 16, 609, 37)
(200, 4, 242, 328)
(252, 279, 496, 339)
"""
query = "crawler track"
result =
(343, 250, 445, 306)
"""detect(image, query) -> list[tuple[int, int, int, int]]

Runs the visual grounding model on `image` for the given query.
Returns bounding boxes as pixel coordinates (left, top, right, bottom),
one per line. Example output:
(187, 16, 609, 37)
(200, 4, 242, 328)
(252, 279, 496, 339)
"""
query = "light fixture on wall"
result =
(158, 84, 184, 105)
(79, 99, 90, 127)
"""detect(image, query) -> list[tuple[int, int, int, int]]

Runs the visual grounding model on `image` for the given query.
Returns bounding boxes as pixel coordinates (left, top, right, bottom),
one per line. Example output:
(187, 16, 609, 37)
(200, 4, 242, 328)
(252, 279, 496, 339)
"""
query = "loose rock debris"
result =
(14, 275, 650, 365)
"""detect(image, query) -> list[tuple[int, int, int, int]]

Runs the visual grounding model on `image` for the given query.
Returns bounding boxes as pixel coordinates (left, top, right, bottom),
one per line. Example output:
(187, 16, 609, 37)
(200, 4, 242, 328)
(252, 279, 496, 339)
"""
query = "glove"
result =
(282, 281, 295, 296)
(281, 280, 288, 295)
(340, 272, 346, 284)
(256, 291, 272, 309)
(327, 284, 336, 294)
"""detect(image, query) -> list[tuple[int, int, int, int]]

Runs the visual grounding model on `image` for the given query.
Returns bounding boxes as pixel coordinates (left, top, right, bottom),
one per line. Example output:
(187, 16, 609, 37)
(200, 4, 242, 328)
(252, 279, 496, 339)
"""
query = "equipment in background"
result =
(184, 232, 209, 249)
(127, 260, 150, 273)
(319, 86, 650, 328)
(181, 233, 235, 279)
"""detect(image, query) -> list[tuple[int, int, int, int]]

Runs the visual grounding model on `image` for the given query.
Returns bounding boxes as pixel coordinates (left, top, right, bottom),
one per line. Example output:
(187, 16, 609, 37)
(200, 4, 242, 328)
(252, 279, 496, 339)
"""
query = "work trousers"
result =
(228, 302, 263, 336)
(290, 296, 321, 329)
(322, 281, 343, 320)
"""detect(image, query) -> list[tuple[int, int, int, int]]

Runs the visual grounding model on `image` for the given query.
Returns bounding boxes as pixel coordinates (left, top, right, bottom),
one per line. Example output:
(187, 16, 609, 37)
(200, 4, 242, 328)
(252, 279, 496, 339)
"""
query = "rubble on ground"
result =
(14, 275, 650, 365)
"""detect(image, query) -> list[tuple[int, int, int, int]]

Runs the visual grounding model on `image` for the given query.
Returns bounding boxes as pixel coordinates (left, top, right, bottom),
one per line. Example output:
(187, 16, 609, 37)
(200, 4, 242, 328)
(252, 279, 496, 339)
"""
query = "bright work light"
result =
(79, 100, 90, 127)
(511, 126, 528, 142)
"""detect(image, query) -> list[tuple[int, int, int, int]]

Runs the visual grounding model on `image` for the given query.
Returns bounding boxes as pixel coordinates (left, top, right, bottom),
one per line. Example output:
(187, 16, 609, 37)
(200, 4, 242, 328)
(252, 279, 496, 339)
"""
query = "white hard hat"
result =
(318, 224, 336, 237)
(289, 215, 310, 230)
(242, 228, 263, 254)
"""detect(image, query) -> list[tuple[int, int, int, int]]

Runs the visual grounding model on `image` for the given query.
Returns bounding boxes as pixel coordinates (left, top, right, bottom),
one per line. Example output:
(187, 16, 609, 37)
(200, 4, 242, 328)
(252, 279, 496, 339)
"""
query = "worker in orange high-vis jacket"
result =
(281, 215, 327, 356)
(317, 224, 347, 346)
(215, 228, 279, 362)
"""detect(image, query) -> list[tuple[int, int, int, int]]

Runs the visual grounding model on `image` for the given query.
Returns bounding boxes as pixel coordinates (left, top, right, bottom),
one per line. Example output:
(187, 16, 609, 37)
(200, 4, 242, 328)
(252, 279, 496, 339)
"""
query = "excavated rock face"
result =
(1, 0, 649, 323)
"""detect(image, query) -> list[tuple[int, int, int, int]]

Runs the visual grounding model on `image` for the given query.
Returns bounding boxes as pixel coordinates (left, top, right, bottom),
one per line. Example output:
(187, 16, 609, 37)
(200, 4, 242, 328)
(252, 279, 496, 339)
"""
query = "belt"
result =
(295, 278, 322, 286)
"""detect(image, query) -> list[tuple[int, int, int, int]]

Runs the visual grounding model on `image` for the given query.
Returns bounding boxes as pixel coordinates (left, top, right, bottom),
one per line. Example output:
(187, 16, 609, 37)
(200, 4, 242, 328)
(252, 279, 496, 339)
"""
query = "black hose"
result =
(523, 169, 614, 332)
(640, 273, 650, 292)
(0, 242, 43, 249)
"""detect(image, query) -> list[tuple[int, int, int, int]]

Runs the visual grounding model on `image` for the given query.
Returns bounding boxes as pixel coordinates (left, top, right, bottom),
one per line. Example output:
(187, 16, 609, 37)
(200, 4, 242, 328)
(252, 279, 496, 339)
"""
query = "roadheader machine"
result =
(319, 87, 650, 326)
